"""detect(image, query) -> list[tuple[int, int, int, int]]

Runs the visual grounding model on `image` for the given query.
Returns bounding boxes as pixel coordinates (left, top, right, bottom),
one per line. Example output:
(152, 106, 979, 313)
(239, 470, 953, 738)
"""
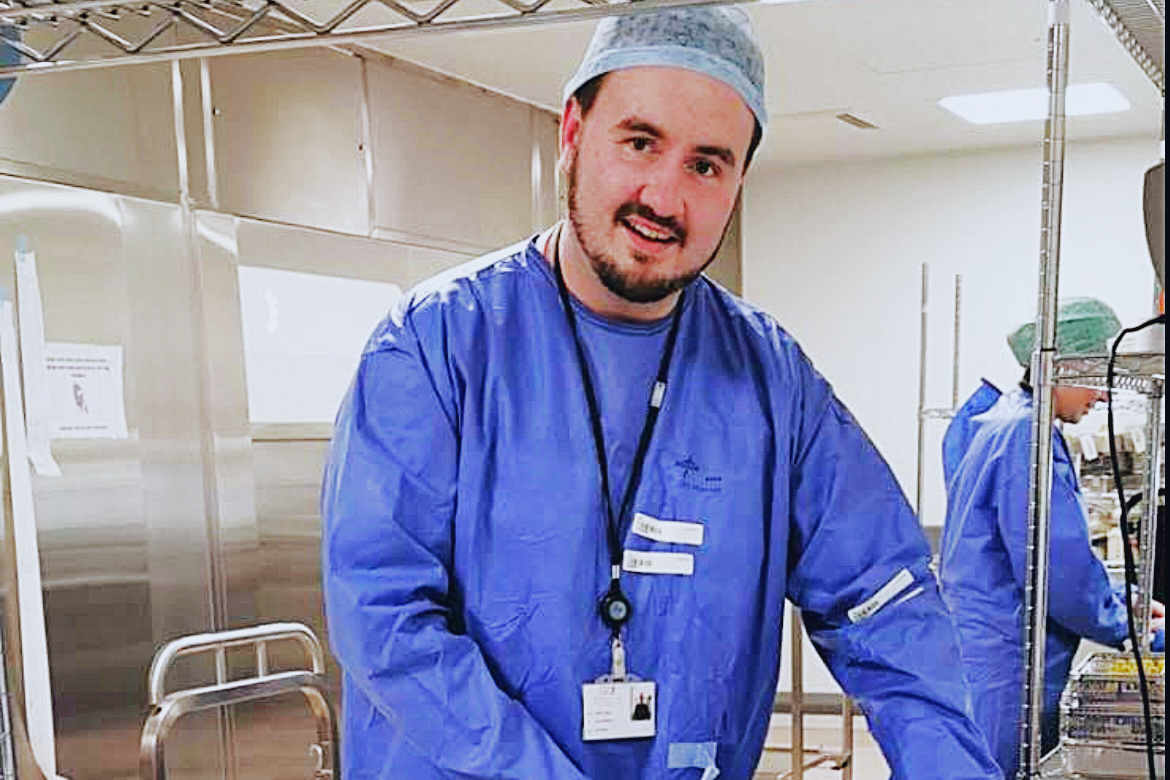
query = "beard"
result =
(566, 156, 734, 304)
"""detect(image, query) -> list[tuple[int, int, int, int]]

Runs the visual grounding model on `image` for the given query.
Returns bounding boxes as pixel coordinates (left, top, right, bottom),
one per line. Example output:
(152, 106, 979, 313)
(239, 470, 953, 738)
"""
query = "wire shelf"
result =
(0, 0, 731, 75)
(1085, 0, 1165, 94)
(1054, 352, 1165, 396)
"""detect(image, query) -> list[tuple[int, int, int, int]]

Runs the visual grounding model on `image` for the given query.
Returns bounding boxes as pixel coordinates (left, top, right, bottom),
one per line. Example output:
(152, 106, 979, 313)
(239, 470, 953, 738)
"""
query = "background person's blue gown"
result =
(940, 386, 1129, 778)
(321, 238, 1002, 780)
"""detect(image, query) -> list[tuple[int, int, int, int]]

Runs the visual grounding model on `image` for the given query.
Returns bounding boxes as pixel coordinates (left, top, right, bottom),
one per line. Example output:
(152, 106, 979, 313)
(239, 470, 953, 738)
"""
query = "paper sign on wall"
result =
(45, 342, 128, 440)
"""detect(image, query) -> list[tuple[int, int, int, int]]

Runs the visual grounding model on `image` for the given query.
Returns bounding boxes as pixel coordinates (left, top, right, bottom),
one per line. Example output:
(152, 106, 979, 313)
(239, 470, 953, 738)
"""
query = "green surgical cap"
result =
(1007, 297, 1122, 367)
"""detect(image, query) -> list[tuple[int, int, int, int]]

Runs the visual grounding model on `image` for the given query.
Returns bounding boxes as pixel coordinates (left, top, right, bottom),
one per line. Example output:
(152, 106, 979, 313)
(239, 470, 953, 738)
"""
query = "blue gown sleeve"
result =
(784, 358, 1003, 780)
(321, 306, 589, 780)
(996, 426, 1128, 649)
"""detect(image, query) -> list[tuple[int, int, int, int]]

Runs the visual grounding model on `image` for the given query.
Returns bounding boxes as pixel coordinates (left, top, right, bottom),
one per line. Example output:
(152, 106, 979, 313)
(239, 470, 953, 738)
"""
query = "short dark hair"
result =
(572, 74, 763, 171)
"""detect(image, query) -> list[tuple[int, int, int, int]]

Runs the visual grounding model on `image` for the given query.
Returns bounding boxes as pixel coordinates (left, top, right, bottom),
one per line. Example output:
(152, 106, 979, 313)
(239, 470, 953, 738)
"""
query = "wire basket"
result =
(1060, 705, 1165, 744)
(1064, 652, 1165, 707)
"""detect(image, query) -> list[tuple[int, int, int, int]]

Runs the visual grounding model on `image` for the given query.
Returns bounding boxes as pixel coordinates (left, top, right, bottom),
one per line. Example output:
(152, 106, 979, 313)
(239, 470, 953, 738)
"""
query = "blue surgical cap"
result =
(563, 6, 767, 130)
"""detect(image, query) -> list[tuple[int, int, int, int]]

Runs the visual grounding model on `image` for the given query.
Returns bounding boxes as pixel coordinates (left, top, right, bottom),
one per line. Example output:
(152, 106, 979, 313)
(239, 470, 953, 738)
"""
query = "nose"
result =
(636, 160, 686, 222)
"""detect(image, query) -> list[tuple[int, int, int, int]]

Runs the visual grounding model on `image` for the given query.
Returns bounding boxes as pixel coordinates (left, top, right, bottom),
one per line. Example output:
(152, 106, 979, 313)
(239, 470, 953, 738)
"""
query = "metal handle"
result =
(139, 671, 338, 780)
(148, 621, 325, 704)
(139, 623, 337, 780)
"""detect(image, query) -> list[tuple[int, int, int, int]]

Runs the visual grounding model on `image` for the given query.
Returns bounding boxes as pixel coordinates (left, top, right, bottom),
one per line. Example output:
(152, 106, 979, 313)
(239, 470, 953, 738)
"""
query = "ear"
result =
(558, 98, 584, 175)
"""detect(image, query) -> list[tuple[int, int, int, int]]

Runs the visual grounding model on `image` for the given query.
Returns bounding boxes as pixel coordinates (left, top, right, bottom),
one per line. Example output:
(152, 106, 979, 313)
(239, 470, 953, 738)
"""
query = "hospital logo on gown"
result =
(675, 457, 722, 493)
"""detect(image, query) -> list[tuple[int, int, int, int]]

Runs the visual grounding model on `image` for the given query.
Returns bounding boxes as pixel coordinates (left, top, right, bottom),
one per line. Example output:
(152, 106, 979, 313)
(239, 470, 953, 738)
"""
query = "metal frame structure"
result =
(1054, 352, 1165, 647)
(1084, 0, 1164, 94)
(139, 622, 338, 780)
(756, 610, 854, 780)
(1053, 352, 1165, 394)
(1019, 3, 1072, 774)
(1019, 0, 1163, 777)
(0, 615, 15, 780)
(914, 262, 963, 524)
(0, 0, 1159, 82)
(0, 0, 732, 76)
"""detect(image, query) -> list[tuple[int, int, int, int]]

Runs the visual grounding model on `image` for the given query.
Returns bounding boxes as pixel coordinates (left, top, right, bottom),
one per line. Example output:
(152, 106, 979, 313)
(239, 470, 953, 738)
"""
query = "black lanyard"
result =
(550, 227, 685, 637)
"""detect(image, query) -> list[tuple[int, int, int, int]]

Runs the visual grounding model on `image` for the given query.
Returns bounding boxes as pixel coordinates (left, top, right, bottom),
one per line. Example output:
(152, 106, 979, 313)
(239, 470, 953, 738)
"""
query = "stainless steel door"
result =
(0, 177, 226, 780)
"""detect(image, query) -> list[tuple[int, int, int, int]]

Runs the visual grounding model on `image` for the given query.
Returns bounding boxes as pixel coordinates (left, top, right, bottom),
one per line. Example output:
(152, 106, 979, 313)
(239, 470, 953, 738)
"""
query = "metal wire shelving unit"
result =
(0, 0, 733, 75)
(1005, 0, 1163, 776)
(1055, 352, 1165, 395)
(1055, 352, 1165, 647)
(1084, 0, 1164, 94)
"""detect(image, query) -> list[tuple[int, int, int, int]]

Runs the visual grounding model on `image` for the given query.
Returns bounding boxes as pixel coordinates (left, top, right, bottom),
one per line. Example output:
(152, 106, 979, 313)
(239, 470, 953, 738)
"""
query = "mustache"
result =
(614, 202, 686, 246)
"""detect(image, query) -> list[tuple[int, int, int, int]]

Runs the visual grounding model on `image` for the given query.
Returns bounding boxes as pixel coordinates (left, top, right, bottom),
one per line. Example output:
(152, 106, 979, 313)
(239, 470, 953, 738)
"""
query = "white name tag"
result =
(622, 549, 694, 576)
(847, 568, 915, 623)
(631, 513, 705, 546)
(582, 680, 656, 741)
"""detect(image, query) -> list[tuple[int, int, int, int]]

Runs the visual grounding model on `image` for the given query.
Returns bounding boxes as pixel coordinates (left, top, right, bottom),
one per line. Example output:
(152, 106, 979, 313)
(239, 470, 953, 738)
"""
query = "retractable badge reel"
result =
(582, 569, 656, 742)
(600, 577, 631, 632)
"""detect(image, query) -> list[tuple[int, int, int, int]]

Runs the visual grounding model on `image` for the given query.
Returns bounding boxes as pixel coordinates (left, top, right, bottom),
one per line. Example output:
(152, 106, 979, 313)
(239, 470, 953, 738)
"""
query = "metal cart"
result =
(138, 622, 339, 780)
(754, 610, 855, 780)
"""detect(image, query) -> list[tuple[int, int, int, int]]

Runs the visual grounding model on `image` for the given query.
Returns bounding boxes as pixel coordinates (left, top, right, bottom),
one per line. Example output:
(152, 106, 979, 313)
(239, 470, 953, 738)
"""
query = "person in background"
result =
(940, 297, 1165, 777)
(322, 7, 1002, 779)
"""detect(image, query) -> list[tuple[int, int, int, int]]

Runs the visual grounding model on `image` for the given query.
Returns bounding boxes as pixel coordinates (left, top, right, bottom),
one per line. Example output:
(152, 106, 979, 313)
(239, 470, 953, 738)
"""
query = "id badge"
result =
(582, 679, 656, 741)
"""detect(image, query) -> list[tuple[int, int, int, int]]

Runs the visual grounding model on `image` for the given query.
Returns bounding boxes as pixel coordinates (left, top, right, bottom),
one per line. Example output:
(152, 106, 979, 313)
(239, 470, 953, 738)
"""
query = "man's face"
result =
(559, 66, 755, 304)
(1054, 386, 1108, 423)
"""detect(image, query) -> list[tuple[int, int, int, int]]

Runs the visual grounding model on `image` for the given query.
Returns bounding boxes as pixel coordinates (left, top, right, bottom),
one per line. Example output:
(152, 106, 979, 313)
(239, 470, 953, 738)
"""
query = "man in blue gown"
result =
(940, 298, 1164, 778)
(322, 7, 1002, 779)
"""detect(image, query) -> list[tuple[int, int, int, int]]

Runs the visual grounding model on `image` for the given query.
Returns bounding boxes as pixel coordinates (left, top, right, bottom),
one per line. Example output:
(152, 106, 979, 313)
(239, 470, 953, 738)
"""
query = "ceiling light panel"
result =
(938, 82, 1131, 124)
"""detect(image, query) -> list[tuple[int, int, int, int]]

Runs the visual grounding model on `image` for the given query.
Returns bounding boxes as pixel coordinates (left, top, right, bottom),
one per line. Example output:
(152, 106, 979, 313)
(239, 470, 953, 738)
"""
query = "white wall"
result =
(745, 136, 1160, 524)
(745, 136, 1161, 694)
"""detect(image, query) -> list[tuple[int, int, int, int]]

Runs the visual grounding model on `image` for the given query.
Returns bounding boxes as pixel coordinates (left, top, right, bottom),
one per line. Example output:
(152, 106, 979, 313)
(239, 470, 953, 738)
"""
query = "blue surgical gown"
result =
(939, 386, 1129, 778)
(321, 238, 1002, 780)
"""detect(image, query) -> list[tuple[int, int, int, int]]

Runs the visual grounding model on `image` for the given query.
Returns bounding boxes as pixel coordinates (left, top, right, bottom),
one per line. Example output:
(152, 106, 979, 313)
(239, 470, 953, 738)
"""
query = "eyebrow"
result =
(696, 144, 737, 169)
(616, 117, 738, 169)
(618, 118, 664, 138)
